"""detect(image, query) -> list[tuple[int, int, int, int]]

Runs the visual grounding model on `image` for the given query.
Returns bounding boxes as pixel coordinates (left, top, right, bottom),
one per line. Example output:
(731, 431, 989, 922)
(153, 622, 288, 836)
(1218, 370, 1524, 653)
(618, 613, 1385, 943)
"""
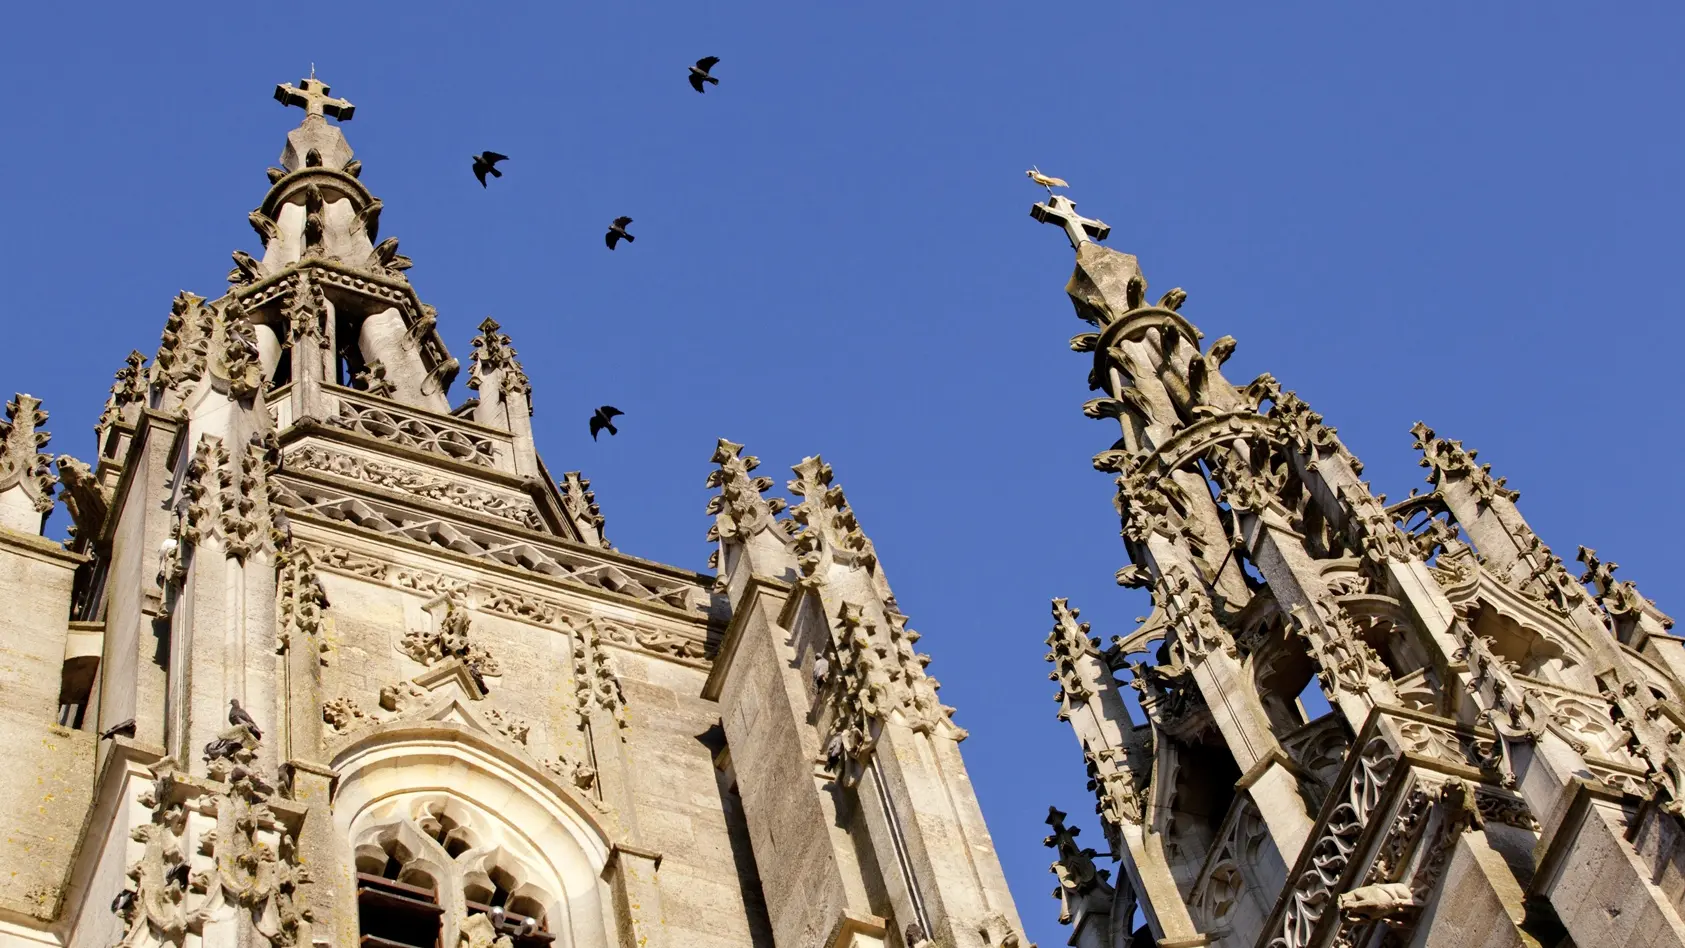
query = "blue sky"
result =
(2, 3, 1681, 943)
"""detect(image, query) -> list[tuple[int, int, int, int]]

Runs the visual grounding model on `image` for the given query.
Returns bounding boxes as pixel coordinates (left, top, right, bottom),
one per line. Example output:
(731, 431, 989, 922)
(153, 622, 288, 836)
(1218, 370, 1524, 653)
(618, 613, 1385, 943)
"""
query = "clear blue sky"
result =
(2, 3, 1680, 943)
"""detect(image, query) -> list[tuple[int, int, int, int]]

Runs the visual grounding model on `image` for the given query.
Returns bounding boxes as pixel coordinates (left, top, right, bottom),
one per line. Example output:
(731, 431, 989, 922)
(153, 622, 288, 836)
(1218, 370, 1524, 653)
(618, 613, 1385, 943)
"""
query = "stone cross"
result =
(274, 77, 355, 122)
(1031, 194, 1110, 251)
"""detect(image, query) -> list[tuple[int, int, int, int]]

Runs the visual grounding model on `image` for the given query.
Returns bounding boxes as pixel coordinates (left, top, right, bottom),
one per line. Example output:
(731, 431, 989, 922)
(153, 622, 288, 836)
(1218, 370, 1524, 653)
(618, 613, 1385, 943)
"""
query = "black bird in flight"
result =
(99, 718, 136, 741)
(689, 56, 720, 93)
(605, 216, 635, 249)
(589, 406, 623, 441)
(228, 698, 262, 740)
(472, 152, 508, 187)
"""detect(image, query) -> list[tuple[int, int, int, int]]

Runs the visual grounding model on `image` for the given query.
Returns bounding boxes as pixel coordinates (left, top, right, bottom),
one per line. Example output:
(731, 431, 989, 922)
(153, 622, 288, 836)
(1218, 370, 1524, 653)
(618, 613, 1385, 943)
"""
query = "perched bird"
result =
(471, 152, 508, 187)
(204, 737, 243, 761)
(1026, 166, 1069, 193)
(228, 698, 262, 740)
(100, 718, 137, 741)
(812, 654, 831, 693)
(605, 216, 635, 249)
(111, 888, 135, 914)
(589, 406, 623, 441)
(688, 56, 721, 93)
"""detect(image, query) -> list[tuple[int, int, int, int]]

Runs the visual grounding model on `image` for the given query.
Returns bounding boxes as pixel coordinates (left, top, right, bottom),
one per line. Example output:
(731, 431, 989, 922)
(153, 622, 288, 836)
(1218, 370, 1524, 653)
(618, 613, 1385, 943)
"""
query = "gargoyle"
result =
(228, 250, 264, 286)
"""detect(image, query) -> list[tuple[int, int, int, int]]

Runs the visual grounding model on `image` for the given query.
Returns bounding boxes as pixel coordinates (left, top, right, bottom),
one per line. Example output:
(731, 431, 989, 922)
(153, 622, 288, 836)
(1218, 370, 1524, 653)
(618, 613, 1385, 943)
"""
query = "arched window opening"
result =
(355, 836, 443, 948)
(352, 796, 560, 948)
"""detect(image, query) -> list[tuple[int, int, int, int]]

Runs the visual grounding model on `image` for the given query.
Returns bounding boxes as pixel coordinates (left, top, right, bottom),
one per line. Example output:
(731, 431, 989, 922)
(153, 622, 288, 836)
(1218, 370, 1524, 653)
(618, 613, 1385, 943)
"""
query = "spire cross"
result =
(274, 77, 355, 122)
(1031, 194, 1110, 251)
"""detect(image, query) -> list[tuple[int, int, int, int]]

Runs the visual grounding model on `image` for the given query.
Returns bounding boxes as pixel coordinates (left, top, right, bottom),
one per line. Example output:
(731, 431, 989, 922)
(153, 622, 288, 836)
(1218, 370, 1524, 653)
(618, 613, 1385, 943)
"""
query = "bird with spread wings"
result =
(689, 56, 721, 93)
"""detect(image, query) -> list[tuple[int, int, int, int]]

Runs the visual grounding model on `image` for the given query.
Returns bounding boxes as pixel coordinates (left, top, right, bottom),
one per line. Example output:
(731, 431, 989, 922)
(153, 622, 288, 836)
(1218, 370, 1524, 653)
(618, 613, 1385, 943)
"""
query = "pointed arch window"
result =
(352, 796, 557, 947)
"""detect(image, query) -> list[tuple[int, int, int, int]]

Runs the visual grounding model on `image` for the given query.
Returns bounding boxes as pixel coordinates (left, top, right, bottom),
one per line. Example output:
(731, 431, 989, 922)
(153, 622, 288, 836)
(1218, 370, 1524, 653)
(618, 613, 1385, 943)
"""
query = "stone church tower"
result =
(1030, 194, 1685, 948)
(0, 79, 1027, 948)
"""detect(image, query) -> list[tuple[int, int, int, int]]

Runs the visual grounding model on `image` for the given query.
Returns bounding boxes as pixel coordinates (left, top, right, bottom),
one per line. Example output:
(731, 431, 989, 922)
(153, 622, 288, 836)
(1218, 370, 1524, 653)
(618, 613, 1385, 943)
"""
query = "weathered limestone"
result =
(0, 79, 1025, 948)
(1032, 185, 1685, 948)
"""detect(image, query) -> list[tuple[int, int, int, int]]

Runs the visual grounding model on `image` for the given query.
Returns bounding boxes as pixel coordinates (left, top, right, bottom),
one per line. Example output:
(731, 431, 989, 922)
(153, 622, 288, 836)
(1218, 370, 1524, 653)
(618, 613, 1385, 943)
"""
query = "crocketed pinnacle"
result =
(704, 439, 787, 563)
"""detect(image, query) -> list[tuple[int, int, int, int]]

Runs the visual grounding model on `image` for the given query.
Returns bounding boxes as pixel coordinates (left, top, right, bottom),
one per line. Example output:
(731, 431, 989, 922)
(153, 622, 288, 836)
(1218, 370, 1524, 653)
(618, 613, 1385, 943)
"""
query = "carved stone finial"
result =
(560, 471, 610, 549)
(97, 350, 150, 439)
(0, 394, 58, 533)
(355, 360, 396, 398)
(468, 317, 532, 406)
(704, 438, 788, 563)
(274, 77, 354, 122)
(1046, 599, 1098, 718)
(786, 455, 876, 585)
(1045, 805, 1113, 926)
(1031, 194, 1111, 251)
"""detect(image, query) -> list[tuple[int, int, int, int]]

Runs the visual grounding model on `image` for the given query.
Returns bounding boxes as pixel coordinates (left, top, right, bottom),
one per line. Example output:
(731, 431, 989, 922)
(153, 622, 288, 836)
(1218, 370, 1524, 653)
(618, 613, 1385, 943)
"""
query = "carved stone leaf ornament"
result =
(703, 438, 787, 564)
(0, 393, 58, 514)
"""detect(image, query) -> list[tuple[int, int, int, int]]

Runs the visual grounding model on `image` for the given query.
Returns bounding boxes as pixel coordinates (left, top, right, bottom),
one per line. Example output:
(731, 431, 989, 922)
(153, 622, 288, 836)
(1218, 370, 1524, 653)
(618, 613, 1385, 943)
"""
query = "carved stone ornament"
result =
(355, 360, 397, 398)
(117, 735, 311, 946)
(1155, 566, 1235, 665)
(1044, 805, 1114, 925)
(704, 438, 787, 562)
(399, 600, 501, 679)
(97, 350, 150, 436)
(322, 696, 368, 733)
(1410, 422, 1518, 504)
(287, 445, 541, 527)
(560, 470, 610, 548)
(468, 317, 533, 405)
(153, 291, 214, 398)
(484, 708, 530, 745)
(1267, 737, 1398, 948)
(572, 621, 627, 729)
(0, 393, 58, 515)
(787, 456, 877, 585)
(1046, 598, 1099, 715)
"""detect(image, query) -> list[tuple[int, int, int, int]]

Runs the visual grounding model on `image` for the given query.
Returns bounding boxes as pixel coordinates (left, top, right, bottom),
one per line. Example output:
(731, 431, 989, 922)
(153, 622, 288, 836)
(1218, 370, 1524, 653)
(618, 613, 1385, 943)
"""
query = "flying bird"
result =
(1026, 167, 1069, 193)
(99, 718, 137, 741)
(689, 56, 721, 93)
(472, 152, 508, 187)
(605, 216, 635, 249)
(228, 699, 262, 740)
(589, 406, 623, 441)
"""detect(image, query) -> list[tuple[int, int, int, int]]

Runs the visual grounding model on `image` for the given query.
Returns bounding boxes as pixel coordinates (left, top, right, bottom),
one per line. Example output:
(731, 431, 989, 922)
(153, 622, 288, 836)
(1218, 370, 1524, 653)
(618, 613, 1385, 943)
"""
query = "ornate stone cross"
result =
(1031, 194, 1110, 251)
(274, 77, 355, 122)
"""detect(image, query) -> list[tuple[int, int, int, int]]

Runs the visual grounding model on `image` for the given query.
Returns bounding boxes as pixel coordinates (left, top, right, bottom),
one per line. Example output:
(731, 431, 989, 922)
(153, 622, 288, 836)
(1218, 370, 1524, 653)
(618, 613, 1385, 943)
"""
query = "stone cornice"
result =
(273, 453, 710, 589)
(289, 510, 713, 632)
(258, 167, 374, 220)
(0, 523, 84, 567)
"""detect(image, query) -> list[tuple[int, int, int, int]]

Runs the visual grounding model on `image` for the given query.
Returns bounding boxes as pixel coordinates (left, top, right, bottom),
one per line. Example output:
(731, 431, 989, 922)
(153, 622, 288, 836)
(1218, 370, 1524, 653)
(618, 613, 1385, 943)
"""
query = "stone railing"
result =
(323, 388, 506, 469)
(1261, 706, 1535, 948)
